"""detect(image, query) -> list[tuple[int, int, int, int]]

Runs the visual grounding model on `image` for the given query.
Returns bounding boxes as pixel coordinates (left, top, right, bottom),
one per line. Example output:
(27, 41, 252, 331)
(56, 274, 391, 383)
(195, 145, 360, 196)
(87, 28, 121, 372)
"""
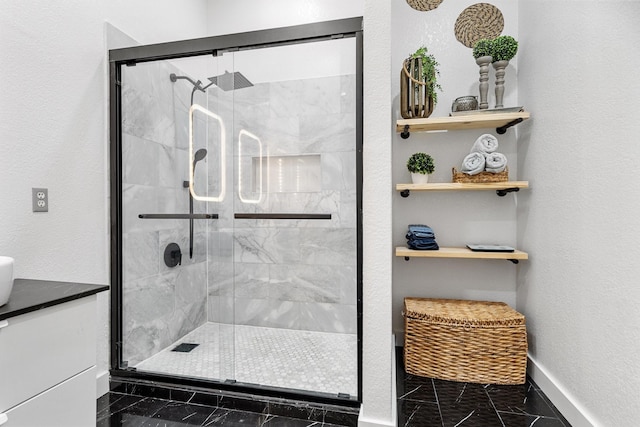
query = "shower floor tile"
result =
(134, 322, 358, 397)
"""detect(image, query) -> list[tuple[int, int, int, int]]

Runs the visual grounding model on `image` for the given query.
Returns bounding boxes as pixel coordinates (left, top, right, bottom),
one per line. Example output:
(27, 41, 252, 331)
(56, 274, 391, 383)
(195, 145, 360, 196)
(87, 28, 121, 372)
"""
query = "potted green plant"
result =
(407, 152, 435, 184)
(491, 35, 518, 108)
(491, 35, 518, 62)
(409, 46, 442, 105)
(400, 46, 442, 119)
(472, 38, 494, 60)
(472, 38, 494, 109)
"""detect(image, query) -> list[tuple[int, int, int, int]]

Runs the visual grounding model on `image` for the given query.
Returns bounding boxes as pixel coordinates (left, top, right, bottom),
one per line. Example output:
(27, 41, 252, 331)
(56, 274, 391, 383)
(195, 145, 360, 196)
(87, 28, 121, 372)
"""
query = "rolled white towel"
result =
(471, 133, 499, 154)
(461, 152, 486, 175)
(485, 152, 507, 173)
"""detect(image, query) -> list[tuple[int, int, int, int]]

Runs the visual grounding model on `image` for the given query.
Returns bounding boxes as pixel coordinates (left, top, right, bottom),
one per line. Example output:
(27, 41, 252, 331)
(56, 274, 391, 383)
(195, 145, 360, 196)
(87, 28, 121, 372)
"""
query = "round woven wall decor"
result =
(406, 0, 444, 12)
(454, 3, 504, 48)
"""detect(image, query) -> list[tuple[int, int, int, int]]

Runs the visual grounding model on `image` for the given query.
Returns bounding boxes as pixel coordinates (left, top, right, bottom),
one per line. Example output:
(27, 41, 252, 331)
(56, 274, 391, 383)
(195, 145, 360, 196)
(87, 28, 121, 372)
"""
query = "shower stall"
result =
(109, 19, 362, 403)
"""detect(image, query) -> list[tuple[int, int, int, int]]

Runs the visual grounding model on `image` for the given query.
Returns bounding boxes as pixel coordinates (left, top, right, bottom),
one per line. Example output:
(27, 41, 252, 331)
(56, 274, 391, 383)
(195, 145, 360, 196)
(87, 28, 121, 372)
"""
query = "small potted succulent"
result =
(491, 35, 518, 108)
(407, 152, 435, 184)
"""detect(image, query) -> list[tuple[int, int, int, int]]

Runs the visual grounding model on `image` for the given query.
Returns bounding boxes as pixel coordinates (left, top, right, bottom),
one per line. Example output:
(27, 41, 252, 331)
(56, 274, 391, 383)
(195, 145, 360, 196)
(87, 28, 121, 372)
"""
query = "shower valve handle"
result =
(164, 243, 182, 268)
(172, 250, 182, 266)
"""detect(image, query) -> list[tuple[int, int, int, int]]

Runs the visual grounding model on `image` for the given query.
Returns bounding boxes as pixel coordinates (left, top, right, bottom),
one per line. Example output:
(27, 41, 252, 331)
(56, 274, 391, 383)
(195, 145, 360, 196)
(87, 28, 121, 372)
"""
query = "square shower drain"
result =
(171, 343, 200, 353)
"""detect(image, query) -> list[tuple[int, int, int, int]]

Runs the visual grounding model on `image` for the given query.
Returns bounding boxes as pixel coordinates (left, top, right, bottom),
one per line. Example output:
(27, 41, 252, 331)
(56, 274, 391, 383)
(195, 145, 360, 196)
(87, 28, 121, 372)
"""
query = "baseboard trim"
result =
(357, 414, 396, 427)
(391, 334, 397, 426)
(96, 370, 110, 398)
(527, 355, 597, 427)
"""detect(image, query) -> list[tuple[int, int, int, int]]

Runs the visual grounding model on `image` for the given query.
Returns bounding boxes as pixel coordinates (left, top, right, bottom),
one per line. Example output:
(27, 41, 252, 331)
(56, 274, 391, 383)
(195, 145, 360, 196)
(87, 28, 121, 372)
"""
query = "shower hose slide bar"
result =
(138, 214, 219, 219)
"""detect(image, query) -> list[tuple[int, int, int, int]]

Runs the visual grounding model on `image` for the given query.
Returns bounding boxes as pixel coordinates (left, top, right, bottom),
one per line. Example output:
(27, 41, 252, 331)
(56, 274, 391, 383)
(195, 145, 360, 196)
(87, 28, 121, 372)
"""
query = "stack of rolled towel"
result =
(406, 224, 439, 250)
(460, 134, 508, 175)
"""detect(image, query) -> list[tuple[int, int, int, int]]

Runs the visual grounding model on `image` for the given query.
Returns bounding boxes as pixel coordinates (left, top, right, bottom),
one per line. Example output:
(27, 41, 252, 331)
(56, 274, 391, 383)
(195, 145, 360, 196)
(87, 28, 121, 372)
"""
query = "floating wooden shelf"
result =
(396, 181, 529, 197)
(397, 111, 530, 138)
(396, 246, 528, 264)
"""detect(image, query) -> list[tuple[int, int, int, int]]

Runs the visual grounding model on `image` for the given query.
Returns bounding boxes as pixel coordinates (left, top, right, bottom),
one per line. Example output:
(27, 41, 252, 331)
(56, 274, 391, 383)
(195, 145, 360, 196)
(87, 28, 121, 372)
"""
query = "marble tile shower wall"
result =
(207, 75, 358, 335)
(121, 61, 209, 366)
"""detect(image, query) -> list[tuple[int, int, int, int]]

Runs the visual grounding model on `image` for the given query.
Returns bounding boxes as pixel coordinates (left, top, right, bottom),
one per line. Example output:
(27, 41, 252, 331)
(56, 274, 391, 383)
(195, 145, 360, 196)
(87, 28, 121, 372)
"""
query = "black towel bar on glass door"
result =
(234, 213, 331, 220)
(138, 214, 219, 219)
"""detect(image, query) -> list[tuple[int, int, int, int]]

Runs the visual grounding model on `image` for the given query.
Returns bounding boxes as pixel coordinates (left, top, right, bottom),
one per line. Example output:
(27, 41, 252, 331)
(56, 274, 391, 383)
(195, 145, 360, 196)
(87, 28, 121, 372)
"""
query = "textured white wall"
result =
(206, 0, 363, 35)
(390, 1, 519, 338)
(104, 0, 209, 44)
(0, 0, 110, 386)
(0, 0, 210, 395)
(518, 2, 640, 425)
(360, 1, 394, 426)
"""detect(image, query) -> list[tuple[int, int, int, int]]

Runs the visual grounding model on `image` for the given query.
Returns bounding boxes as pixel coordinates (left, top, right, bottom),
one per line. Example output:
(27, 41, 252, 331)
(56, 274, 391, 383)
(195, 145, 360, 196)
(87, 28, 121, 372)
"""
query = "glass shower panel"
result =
(119, 54, 231, 381)
(228, 38, 358, 397)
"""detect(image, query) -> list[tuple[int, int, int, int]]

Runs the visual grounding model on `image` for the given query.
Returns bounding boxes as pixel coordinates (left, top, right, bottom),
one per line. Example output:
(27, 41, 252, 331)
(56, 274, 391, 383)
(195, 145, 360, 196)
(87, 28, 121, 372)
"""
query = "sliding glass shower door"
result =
(224, 40, 358, 396)
(113, 23, 361, 400)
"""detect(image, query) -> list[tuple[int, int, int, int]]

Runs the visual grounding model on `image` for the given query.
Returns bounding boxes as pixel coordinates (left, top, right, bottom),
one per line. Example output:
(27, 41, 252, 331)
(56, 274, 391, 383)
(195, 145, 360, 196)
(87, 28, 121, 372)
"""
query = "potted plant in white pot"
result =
(407, 152, 435, 184)
(491, 35, 518, 108)
(472, 38, 493, 110)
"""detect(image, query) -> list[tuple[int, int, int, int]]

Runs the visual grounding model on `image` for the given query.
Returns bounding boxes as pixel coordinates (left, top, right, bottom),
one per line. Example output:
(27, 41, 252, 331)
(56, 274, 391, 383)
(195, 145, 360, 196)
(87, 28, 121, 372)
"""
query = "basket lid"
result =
(404, 297, 525, 326)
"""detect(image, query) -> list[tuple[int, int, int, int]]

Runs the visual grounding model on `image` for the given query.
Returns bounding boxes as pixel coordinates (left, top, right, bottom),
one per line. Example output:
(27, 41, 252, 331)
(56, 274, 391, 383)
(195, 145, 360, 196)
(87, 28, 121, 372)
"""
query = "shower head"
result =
(193, 149, 207, 168)
(170, 73, 205, 92)
(207, 71, 254, 91)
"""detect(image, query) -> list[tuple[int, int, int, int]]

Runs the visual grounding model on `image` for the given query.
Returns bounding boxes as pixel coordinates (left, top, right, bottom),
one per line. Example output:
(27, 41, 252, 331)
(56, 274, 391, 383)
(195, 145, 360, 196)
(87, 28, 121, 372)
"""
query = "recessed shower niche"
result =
(253, 154, 322, 194)
(109, 19, 363, 403)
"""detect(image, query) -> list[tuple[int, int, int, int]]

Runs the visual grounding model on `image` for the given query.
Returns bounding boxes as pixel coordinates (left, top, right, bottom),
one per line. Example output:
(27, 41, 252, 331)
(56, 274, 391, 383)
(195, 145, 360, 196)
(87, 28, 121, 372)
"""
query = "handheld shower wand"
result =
(188, 149, 208, 259)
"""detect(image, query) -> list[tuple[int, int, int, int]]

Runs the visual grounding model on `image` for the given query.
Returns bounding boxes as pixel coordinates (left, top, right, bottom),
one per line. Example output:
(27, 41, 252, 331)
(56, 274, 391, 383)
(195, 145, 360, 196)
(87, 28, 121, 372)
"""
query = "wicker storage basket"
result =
(403, 297, 527, 384)
(452, 167, 508, 183)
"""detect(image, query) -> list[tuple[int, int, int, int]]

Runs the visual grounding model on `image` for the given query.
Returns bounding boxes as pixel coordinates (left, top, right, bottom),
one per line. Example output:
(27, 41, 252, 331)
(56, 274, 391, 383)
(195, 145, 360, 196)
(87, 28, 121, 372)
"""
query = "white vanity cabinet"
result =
(0, 279, 107, 427)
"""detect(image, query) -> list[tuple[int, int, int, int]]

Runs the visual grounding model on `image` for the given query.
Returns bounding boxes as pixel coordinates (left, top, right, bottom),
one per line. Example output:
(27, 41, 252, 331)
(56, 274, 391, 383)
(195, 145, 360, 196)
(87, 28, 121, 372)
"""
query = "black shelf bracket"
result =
(508, 259, 519, 264)
(404, 256, 410, 261)
(400, 125, 410, 139)
(400, 189, 410, 198)
(496, 187, 520, 197)
(496, 118, 524, 134)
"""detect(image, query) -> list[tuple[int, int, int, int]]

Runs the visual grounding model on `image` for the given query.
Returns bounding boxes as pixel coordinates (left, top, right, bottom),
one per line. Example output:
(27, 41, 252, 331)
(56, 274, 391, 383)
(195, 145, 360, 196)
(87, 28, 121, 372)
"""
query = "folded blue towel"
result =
(406, 224, 439, 250)
(407, 224, 435, 238)
(407, 240, 439, 250)
(406, 230, 435, 239)
(407, 224, 435, 234)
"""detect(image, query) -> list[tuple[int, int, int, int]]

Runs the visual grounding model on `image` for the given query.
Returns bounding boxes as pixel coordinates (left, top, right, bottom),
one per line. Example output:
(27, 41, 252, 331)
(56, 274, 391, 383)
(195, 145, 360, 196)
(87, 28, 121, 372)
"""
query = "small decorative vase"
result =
(493, 60, 509, 108)
(452, 96, 478, 113)
(475, 55, 492, 110)
(411, 173, 429, 184)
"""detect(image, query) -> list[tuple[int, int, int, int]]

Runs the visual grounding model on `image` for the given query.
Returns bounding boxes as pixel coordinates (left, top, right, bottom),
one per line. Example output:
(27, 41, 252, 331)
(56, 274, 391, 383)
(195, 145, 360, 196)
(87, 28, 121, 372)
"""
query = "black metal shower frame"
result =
(109, 17, 364, 406)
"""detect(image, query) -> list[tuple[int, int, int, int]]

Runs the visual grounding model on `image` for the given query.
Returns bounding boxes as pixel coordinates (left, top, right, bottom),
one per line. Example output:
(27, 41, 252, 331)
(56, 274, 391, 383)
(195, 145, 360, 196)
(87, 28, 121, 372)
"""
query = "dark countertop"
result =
(0, 278, 109, 321)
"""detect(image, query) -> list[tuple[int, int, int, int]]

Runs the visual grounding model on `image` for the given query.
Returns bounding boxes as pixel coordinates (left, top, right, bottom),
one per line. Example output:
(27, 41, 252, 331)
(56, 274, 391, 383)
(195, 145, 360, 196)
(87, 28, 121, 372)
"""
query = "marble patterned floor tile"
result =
(395, 347, 572, 427)
(98, 392, 354, 426)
